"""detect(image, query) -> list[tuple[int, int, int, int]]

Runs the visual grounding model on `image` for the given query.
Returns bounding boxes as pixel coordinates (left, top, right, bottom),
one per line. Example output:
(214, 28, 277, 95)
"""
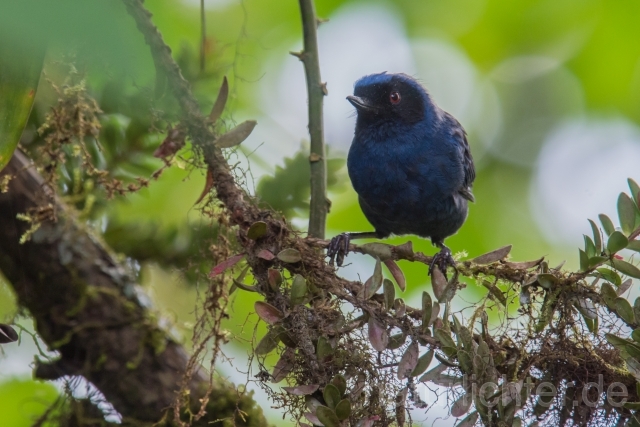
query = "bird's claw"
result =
(327, 233, 351, 267)
(429, 246, 457, 278)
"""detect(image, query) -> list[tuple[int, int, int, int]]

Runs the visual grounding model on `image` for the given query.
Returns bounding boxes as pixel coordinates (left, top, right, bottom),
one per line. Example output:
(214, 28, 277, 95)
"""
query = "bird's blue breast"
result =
(347, 119, 467, 240)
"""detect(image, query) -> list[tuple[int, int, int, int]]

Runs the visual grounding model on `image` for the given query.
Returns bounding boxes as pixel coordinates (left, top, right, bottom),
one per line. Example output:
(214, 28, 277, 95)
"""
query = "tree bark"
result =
(0, 150, 268, 426)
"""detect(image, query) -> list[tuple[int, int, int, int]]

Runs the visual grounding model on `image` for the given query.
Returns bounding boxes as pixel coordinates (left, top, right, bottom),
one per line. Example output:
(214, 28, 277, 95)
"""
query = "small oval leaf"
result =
(384, 259, 406, 291)
(316, 406, 341, 427)
(398, 341, 420, 379)
(364, 257, 383, 299)
(323, 384, 341, 409)
(277, 248, 302, 263)
(247, 221, 267, 240)
(254, 301, 284, 325)
(616, 297, 636, 324)
(589, 219, 603, 254)
(618, 278, 633, 296)
(607, 231, 629, 254)
(334, 399, 351, 420)
(209, 254, 245, 277)
(368, 316, 389, 351)
(216, 120, 257, 148)
(257, 249, 275, 261)
(331, 374, 347, 396)
(599, 214, 616, 236)
(431, 267, 447, 301)
(471, 245, 512, 265)
(411, 349, 434, 377)
(618, 192, 638, 235)
(361, 242, 393, 261)
(504, 257, 544, 269)
(267, 268, 283, 290)
(208, 76, 229, 123)
(290, 275, 308, 306)
(609, 258, 640, 279)
(383, 278, 395, 311)
(272, 348, 294, 382)
(387, 333, 407, 350)
(422, 291, 433, 333)
(255, 329, 280, 355)
(451, 392, 472, 417)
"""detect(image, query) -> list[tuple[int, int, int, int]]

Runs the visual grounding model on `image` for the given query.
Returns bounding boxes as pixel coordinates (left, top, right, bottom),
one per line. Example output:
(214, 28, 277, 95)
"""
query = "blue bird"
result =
(327, 72, 475, 274)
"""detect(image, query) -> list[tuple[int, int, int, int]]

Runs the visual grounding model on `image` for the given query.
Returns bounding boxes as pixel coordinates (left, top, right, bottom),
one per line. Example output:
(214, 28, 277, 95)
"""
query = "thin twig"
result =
(295, 0, 328, 239)
(199, 0, 206, 72)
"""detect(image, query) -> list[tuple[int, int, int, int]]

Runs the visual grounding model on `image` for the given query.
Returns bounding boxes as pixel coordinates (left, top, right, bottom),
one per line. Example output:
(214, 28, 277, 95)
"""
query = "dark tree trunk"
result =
(0, 151, 268, 426)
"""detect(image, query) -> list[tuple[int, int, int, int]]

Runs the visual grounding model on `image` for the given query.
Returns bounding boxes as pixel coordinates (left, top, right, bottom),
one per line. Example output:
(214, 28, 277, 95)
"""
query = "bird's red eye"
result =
(390, 91, 401, 104)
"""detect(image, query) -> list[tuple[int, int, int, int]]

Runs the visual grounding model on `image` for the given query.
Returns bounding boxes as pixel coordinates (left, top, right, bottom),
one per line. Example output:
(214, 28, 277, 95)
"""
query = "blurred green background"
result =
(2, 0, 640, 425)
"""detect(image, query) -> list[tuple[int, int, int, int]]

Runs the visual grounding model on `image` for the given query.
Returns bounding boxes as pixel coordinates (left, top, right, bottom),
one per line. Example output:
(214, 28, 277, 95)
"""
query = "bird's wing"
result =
(445, 113, 475, 202)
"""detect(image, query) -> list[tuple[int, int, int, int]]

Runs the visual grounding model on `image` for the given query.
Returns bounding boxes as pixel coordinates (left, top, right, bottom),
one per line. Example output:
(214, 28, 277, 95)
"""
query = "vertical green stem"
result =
(297, 0, 327, 239)
(199, 0, 206, 72)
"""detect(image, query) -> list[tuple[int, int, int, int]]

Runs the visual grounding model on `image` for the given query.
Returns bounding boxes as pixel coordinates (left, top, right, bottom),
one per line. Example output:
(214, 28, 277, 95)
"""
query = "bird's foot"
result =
(429, 246, 457, 278)
(327, 233, 352, 267)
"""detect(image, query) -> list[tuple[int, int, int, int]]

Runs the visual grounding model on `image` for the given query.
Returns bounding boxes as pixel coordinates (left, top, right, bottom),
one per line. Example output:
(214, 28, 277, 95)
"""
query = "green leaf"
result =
(290, 275, 308, 306)
(616, 297, 636, 324)
(323, 384, 341, 409)
(398, 341, 419, 379)
(584, 235, 596, 258)
(255, 328, 280, 355)
(435, 329, 457, 358)
(383, 278, 395, 312)
(422, 292, 432, 333)
(277, 248, 302, 263)
(360, 242, 392, 261)
(588, 256, 608, 268)
(609, 259, 640, 279)
(364, 257, 383, 299)
(254, 301, 284, 325)
(208, 76, 229, 124)
(579, 249, 588, 272)
(387, 333, 407, 350)
(605, 333, 630, 350)
(628, 240, 640, 253)
(216, 120, 257, 148)
(384, 259, 406, 291)
(629, 178, 640, 207)
(451, 392, 472, 417)
(471, 245, 512, 264)
(0, 43, 44, 172)
(597, 268, 622, 286)
(588, 219, 603, 254)
(247, 221, 267, 240)
(607, 231, 629, 254)
(331, 375, 347, 396)
(619, 193, 639, 235)
(634, 298, 640, 322)
(316, 406, 341, 427)
(631, 329, 640, 344)
(411, 350, 434, 377)
(601, 283, 618, 308)
(316, 336, 333, 360)
(599, 214, 616, 237)
(334, 399, 351, 420)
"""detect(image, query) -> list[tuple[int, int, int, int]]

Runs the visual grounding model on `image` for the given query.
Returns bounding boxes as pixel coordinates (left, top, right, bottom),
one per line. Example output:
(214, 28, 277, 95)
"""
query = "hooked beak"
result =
(346, 95, 377, 113)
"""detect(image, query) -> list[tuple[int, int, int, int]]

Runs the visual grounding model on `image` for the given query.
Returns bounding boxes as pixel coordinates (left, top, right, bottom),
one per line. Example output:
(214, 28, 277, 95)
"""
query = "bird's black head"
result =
(348, 73, 431, 129)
